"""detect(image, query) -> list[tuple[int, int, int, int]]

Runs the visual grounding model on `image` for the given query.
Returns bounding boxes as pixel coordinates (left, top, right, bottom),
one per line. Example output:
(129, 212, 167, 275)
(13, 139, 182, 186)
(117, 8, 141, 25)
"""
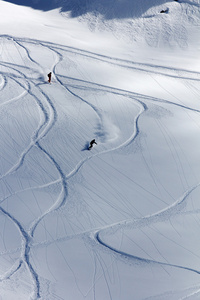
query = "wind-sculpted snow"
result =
(0, 32, 200, 300)
(3, 0, 170, 17)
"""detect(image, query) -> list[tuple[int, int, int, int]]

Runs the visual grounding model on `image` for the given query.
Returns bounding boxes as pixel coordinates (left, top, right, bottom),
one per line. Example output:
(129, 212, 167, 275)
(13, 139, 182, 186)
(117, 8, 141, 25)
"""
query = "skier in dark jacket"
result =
(48, 72, 52, 83)
(88, 139, 97, 150)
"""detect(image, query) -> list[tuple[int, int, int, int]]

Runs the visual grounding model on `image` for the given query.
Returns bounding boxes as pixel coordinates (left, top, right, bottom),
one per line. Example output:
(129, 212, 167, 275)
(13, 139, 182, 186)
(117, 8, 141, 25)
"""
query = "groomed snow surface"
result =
(0, 0, 200, 299)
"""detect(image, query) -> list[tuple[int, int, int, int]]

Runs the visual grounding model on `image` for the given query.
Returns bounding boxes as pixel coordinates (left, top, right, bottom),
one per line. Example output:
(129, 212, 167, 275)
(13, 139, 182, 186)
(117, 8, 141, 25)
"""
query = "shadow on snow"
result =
(4, 0, 170, 19)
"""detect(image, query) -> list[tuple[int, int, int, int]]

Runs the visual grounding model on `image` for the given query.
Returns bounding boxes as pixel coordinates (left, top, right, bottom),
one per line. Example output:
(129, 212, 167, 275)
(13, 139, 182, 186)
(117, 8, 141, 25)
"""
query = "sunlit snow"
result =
(0, 0, 200, 299)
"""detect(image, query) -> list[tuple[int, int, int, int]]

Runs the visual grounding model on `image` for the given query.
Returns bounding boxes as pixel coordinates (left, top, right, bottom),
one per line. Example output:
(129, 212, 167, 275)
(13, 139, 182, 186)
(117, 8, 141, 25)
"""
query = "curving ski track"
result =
(0, 35, 200, 299)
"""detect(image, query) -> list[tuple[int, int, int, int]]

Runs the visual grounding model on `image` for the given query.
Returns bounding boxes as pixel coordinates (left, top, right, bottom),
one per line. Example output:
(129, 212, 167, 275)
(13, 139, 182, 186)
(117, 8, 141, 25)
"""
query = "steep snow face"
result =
(0, 0, 200, 300)
(73, 0, 200, 52)
(2, 0, 171, 14)
(4, 0, 200, 60)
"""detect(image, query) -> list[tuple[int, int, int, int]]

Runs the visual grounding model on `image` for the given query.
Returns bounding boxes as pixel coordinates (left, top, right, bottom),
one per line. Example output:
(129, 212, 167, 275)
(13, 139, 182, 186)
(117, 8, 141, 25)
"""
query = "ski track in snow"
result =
(92, 182, 200, 273)
(0, 74, 6, 91)
(0, 35, 200, 299)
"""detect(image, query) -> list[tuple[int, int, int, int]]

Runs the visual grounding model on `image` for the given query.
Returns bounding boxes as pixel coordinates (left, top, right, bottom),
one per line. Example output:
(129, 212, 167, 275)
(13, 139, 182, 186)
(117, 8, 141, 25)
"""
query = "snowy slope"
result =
(0, 0, 200, 299)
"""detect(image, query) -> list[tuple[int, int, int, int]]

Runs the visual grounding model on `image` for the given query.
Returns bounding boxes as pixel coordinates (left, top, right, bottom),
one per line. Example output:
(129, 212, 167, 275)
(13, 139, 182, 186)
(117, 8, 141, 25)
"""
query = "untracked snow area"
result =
(0, 0, 200, 299)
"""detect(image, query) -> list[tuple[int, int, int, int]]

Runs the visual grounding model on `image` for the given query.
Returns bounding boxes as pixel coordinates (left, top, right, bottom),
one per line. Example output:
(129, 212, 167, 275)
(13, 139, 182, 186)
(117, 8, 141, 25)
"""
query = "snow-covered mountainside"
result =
(0, 0, 200, 299)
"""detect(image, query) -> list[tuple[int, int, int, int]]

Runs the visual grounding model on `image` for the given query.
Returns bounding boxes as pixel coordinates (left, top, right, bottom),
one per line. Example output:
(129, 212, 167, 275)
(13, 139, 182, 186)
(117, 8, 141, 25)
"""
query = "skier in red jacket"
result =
(47, 72, 52, 83)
